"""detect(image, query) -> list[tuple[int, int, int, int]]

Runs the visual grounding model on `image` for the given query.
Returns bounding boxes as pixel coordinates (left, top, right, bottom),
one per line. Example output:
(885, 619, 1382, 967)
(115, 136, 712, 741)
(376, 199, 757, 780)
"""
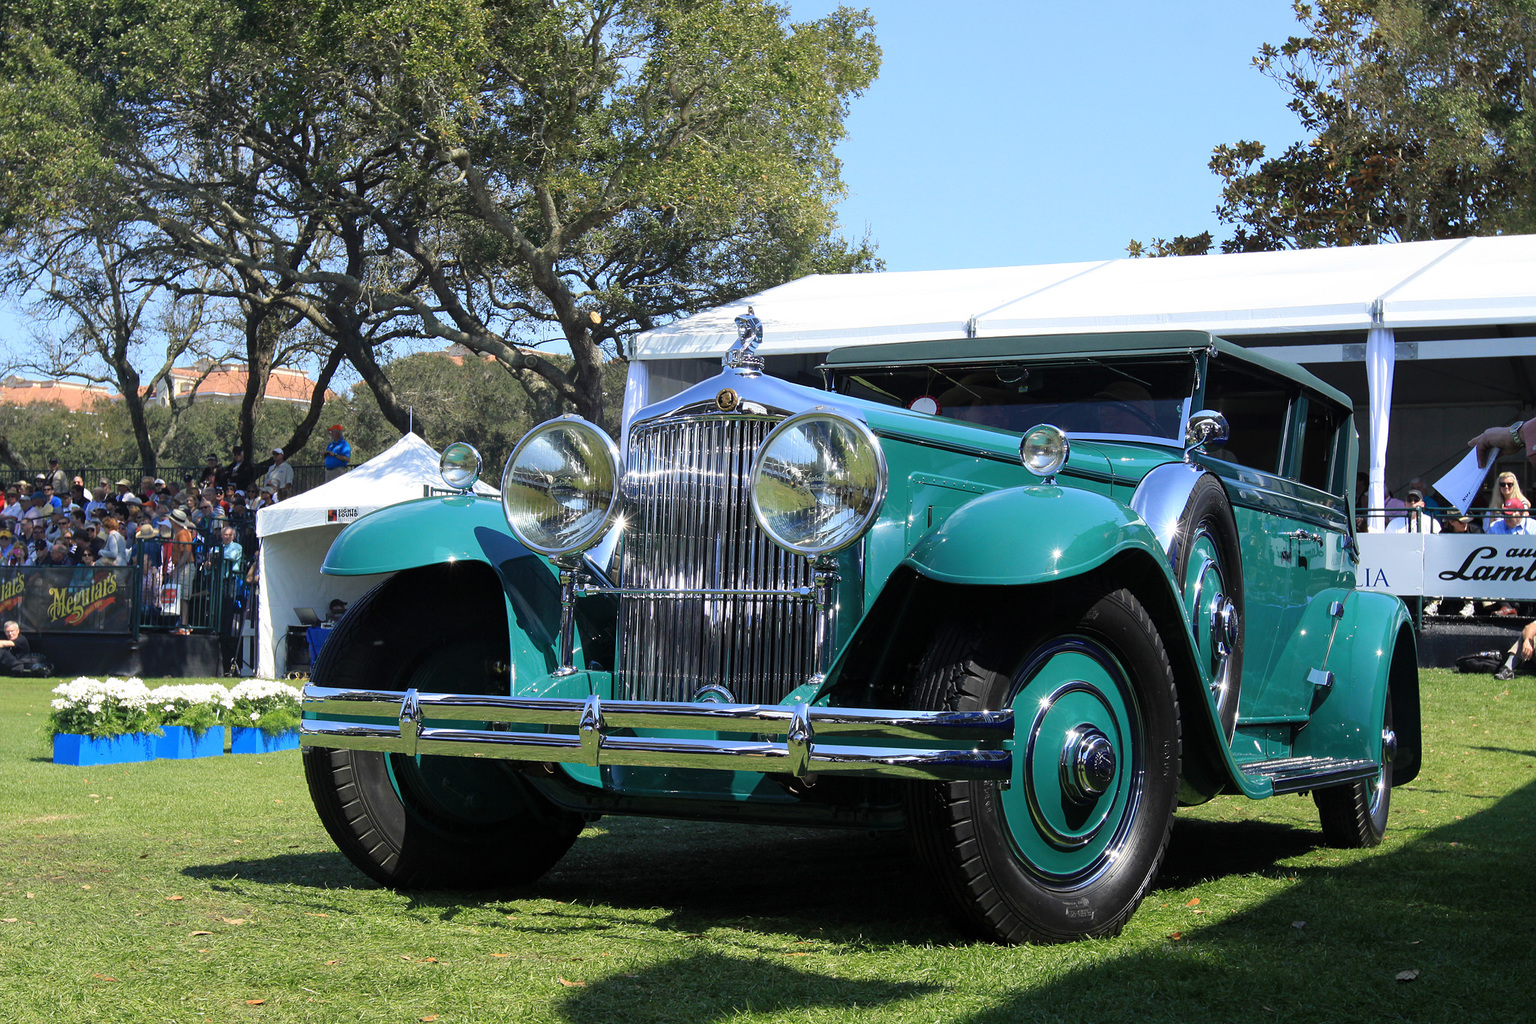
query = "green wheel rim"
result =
(998, 637, 1144, 887)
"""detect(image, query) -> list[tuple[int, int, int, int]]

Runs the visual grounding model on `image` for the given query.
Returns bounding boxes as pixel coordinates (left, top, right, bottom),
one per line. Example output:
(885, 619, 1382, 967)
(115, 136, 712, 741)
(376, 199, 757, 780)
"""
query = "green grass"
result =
(1, 670, 1533, 1023)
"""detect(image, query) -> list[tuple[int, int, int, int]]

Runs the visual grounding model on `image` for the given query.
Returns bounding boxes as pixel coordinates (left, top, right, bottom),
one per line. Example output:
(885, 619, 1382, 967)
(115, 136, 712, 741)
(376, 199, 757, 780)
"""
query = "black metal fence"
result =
(20, 463, 327, 498)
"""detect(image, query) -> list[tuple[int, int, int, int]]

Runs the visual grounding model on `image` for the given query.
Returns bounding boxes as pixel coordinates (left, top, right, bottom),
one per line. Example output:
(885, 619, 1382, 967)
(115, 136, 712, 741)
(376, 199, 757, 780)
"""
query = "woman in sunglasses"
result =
(1486, 472, 1534, 535)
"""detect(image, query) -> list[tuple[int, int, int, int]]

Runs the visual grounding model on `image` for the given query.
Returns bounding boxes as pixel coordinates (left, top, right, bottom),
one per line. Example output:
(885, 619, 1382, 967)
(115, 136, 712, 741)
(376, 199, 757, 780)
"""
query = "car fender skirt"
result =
(902, 485, 1165, 586)
(321, 495, 535, 576)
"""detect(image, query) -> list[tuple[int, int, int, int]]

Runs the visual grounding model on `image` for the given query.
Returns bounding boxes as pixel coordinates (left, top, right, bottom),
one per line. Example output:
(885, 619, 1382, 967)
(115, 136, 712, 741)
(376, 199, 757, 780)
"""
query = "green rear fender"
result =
(1294, 590, 1421, 784)
(321, 495, 590, 687)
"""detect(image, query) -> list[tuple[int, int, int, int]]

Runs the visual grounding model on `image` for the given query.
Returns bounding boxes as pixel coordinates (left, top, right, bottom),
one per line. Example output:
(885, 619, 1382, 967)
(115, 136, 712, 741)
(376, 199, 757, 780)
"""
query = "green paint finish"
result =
(902, 485, 1160, 586)
(1292, 590, 1413, 766)
(998, 640, 1141, 882)
(321, 494, 511, 575)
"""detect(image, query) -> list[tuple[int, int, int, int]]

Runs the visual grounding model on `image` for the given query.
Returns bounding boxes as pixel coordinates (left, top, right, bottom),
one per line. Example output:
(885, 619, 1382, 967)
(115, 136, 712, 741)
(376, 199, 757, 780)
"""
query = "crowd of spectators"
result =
(0, 443, 298, 569)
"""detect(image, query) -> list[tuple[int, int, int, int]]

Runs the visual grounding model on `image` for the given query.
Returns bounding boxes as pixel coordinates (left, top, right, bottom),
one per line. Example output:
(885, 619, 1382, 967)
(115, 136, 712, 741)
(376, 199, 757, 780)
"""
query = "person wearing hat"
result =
(0, 530, 21, 566)
(1387, 488, 1440, 534)
(324, 425, 351, 481)
(225, 446, 255, 493)
(263, 447, 294, 499)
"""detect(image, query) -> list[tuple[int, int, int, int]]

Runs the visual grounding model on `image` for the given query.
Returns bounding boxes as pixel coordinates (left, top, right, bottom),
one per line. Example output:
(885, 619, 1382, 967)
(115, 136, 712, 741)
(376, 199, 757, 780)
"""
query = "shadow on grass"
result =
(555, 949, 940, 1024)
(961, 777, 1536, 1023)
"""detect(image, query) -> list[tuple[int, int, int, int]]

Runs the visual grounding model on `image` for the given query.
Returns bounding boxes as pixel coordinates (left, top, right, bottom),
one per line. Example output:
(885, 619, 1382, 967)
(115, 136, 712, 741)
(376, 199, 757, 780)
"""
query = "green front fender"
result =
(902, 484, 1170, 585)
(321, 494, 603, 689)
(322, 494, 525, 576)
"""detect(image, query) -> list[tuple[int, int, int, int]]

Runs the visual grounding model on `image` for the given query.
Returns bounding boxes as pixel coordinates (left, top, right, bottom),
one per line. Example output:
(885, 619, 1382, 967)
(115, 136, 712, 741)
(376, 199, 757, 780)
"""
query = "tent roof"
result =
(255, 432, 496, 538)
(632, 235, 1536, 360)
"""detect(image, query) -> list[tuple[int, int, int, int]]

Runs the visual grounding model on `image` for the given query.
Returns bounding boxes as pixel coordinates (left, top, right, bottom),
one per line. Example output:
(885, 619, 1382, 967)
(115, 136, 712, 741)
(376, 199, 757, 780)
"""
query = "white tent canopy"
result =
(254, 433, 497, 678)
(629, 235, 1536, 534)
(631, 235, 1536, 358)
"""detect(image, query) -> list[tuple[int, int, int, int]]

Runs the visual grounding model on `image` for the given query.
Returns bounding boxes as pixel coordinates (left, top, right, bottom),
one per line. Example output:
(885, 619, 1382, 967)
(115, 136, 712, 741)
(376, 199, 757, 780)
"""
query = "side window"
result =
(1297, 398, 1342, 493)
(1202, 362, 1292, 474)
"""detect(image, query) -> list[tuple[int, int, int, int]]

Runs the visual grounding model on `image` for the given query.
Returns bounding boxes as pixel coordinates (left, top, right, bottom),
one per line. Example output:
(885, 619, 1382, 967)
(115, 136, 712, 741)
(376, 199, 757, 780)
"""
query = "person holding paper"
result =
(1469, 419, 1536, 468)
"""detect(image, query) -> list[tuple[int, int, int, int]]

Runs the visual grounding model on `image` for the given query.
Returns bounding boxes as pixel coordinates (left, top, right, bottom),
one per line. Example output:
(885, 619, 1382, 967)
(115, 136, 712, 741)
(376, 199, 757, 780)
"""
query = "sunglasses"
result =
(1501, 482, 1515, 488)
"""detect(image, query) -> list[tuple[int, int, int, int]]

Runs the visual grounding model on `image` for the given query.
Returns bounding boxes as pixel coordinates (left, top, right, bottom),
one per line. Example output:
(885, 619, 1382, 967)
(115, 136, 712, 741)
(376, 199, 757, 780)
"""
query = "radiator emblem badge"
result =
(715, 388, 740, 412)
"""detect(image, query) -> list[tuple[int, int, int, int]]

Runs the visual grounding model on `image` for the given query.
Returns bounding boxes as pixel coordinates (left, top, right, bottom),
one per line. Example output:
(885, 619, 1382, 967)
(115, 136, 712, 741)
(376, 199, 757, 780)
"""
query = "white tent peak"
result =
(256, 432, 496, 539)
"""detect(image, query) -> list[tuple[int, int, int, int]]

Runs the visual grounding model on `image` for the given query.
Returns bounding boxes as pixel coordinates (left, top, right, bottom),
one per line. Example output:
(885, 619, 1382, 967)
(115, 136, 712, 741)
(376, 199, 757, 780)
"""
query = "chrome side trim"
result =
(301, 685, 1013, 782)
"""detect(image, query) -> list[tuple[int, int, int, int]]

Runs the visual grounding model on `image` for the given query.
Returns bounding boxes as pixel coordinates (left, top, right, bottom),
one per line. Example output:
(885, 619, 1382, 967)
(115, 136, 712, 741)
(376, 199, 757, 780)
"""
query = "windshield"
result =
(832, 357, 1196, 442)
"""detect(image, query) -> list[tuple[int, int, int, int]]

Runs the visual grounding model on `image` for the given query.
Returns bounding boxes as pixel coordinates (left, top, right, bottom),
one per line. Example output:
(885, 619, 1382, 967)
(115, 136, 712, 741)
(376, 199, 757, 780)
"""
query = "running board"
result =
(1241, 756, 1379, 795)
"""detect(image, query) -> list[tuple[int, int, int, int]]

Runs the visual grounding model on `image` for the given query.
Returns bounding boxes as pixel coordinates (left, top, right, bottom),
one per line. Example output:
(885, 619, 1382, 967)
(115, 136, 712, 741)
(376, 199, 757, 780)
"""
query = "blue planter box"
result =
(53, 733, 156, 766)
(155, 725, 225, 760)
(230, 727, 299, 754)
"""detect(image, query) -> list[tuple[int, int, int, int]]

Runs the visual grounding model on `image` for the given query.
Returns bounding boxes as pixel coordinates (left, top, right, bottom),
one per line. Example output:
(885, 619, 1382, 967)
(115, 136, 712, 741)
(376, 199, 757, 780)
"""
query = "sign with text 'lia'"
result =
(1357, 534, 1536, 599)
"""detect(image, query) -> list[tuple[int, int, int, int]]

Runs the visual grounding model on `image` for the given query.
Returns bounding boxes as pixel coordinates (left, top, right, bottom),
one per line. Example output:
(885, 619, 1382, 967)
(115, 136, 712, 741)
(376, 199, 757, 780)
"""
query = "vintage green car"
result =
(301, 321, 1420, 944)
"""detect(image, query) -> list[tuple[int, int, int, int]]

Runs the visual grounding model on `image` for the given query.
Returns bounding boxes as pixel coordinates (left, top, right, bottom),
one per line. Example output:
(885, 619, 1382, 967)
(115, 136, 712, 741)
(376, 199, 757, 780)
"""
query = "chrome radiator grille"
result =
(616, 416, 817, 704)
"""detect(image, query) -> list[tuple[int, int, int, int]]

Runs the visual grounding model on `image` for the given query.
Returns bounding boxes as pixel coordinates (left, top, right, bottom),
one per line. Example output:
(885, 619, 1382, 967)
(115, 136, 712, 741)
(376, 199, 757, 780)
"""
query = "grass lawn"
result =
(0, 669, 1532, 1023)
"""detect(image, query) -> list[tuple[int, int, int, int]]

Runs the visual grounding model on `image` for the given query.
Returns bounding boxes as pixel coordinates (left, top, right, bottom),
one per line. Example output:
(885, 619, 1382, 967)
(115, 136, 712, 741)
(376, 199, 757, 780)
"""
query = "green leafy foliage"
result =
(1, 0, 882, 435)
(1133, 0, 1536, 254)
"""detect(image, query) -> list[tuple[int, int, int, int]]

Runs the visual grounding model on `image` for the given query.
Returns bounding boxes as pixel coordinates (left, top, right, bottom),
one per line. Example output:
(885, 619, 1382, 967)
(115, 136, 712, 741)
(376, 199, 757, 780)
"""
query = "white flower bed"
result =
(48, 676, 159, 737)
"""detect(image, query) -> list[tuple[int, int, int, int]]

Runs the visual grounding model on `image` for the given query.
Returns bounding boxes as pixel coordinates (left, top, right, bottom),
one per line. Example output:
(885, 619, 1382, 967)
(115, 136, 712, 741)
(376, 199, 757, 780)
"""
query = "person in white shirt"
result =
(1387, 489, 1441, 533)
(263, 447, 294, 499)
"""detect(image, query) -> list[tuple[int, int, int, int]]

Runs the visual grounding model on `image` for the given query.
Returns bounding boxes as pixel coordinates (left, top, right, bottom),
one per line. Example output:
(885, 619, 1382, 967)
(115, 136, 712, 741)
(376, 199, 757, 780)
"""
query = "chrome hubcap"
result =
(1060, 725, 1117, 804)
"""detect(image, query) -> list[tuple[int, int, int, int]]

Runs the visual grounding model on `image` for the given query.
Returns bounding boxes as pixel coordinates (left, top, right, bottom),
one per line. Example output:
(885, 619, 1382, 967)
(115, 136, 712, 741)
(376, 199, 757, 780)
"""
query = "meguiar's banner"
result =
(0, 567, 135, 634)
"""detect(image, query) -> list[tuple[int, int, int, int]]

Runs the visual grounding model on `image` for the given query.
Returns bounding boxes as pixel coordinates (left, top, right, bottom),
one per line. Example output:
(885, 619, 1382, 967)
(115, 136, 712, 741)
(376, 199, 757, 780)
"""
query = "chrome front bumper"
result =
(301, 685, 1013, 781)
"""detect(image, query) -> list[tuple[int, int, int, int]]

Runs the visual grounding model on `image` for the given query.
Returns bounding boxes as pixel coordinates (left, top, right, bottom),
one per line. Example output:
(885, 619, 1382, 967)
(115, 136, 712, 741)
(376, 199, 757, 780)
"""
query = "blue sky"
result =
(1, 1, 1311, 361)
(787, 0, 1309, 270)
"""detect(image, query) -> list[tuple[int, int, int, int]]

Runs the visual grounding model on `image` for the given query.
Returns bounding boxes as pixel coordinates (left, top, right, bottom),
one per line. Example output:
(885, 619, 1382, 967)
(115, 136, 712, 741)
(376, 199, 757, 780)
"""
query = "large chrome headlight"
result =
(501, 416, 620, 556)
(750, 410, 887, 556)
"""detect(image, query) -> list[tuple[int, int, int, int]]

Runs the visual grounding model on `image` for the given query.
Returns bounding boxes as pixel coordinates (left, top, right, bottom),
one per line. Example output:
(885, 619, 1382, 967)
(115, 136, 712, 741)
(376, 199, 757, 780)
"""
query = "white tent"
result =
(254, 433, 497, 678)
(627, 235, 1536, 531)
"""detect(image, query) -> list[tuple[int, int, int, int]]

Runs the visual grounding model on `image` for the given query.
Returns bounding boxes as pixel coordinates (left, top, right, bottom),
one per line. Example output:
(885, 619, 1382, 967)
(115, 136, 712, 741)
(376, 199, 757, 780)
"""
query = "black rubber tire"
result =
(905, 587, 1181, 944)
(1314, 691, 1393, 848)
(1171, 473, 1244, 742)
(303, 563, 583, 888)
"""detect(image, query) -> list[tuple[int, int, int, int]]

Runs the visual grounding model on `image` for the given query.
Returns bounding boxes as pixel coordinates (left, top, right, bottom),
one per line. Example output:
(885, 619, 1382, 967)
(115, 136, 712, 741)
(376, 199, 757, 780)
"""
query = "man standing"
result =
(324, 425, 351, 481)
(200, 454, 222, 489)
(225, 446, 255, 494)
(46, 457, 67, 495)
(216, 525, 246, 670)
(263, 447, 294, 499)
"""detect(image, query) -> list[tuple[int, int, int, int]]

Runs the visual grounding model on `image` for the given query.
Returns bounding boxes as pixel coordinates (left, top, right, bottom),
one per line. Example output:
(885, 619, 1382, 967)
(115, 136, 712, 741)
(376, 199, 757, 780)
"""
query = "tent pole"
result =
(1366, 314, 1395, 532)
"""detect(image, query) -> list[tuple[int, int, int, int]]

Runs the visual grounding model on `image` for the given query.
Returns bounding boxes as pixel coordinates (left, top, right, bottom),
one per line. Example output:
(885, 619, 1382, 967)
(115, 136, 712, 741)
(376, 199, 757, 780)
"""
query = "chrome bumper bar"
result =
(301, 685, 1014, 781)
